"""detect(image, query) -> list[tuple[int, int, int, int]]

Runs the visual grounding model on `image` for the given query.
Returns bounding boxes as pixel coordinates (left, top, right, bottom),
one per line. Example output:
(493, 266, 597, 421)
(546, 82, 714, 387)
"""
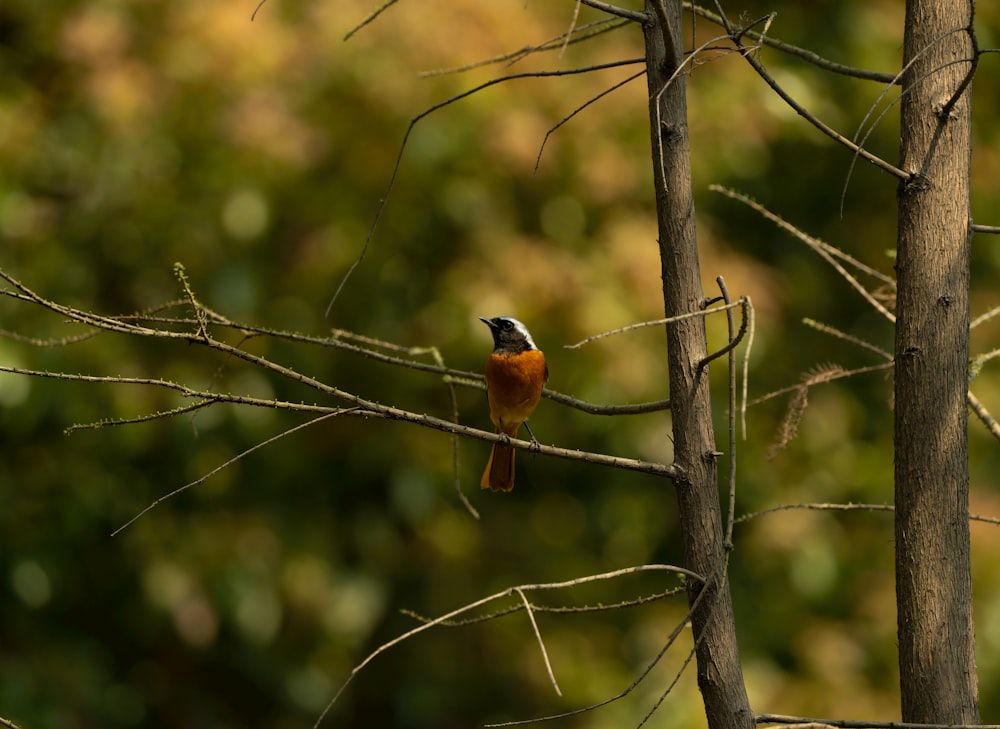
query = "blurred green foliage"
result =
(2, 1, 1000, 727)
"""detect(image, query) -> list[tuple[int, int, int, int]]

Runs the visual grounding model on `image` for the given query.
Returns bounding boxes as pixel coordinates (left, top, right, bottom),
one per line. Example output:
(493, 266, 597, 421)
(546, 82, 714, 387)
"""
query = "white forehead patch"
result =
(499, 317, 536, 349)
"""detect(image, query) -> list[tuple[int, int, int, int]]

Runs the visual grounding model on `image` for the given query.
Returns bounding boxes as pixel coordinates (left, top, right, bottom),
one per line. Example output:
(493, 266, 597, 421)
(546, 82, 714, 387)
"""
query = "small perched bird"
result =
(479, 316, 547, 492)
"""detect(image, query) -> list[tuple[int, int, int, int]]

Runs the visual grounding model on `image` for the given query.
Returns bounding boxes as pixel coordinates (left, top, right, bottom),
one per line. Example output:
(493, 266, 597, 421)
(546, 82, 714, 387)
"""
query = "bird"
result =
(479, 316, 548, 492)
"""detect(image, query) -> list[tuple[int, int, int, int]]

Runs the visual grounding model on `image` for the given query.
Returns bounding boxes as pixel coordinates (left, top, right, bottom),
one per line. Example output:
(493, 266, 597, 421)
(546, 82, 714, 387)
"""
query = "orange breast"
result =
(485, 349, 548, 434)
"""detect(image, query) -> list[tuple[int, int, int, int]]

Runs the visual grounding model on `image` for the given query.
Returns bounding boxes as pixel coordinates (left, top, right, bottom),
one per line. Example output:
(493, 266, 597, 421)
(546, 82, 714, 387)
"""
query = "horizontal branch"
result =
(225, 319, 671, 415)
(688, 4, 897, 84)
(402, 586, 686, 627)
(0, 362, 676, 481)
(735, 501, 1000, 527)
(1, 269, 670, 418)
(756, 713, 1000, 729)
(579, 0, 648, 23)
(315, 564, 695, 726)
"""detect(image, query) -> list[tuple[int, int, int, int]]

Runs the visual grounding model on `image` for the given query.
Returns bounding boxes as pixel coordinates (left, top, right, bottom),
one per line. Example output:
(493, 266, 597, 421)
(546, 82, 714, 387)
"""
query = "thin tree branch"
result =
(756, 713, 1000, 729)
(64, 400, 217, 433)
(421, 18, 629, 77)
(0, 274, 680, 502)
(708, 12, 908, 179)
(314, 565, 700, 728)
(687, 4, 897, 83)
(968, 390, 1000, 442)
(559, 0, 584, 58)
(970, 304, 1000, 330)
(735, 501, 1000, 527)
(327, 329, 479, 518)
(802, 319, 893, 360)
(535, 69, 646, 173)
(342, 0, 399, 41)
(717, 278, 738, 548)
(748, 362, 894, 407)
(648, 29, 743, 187)
(842, 33, 975, 210)
(484, 567, 711, 728)
(566, 300, 745, 349)
(515, 588, 562, 696)
(736, 502, 894, 524)
(324, 58, 642, 316)
(0, 360, 676, 483)
(698, 296, 749, 370)
(938, 13, 979, 118)
(1, 271, 668, 419)
(711, 186, 897, 321)
(579, 0, 648, 23)
(740, 295, 755, 438)
(401, 586, 685, 627)
(112, 411, 353, 535)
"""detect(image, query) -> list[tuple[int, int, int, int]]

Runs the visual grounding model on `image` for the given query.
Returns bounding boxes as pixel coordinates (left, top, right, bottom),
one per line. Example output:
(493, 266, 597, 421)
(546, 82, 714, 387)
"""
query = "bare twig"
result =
(420, 18, 628, 77)
(740, 296, 755, 438)
(0, 326, 101, 347)
(401, 586, 686, 627)
(484, 570, 709, 728)
(968, 391, 1000, 442)
(748, 362, 894, 408)
(535, 69, 645, 173)
(0, 359, 675, 483)
(2, 270, 668, 418)
(515, 588, 562, 696)
(112, 411, 353, 535)
(566, 300, 745, 349)
(736, 502, 893, 524)
(64, 400, 217, 433)
(636, 634, 700, 729)
(327, 329, 480, 518)
(711, 186, 897, 322)
(649, 30, 745, 187)
(735, 501, 1000, 527)
(559, 0, 584, 58)
(717, 278, 738, 548)
(842, 30, 974, 210)
(175, 263, 209, 341)
(342, 0, 399, 41)
(314, 564, 700, 727)
(688, 4, 897, 83)
(698, 296, 750, 370)
(802, 319, 892, 360)
(1, 271, 682, 527)
(970, 304, 1000, 330)
(756, 713, 1000, 729)
(708, 11, 907, 179)
(250, 0, 267, 22)
(324, 58, 642, 316)
(579, 0, 647, 23)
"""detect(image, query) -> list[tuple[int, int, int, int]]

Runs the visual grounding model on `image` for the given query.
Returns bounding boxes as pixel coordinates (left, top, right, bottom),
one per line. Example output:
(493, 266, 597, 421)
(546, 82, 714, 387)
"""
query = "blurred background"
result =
(2, 1, 1000, 727)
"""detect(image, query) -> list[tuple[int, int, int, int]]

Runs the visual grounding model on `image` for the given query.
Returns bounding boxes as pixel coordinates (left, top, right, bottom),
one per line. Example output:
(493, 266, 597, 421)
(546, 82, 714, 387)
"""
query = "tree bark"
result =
(894, 0, 979, 722)
(643, 3, 753, 728)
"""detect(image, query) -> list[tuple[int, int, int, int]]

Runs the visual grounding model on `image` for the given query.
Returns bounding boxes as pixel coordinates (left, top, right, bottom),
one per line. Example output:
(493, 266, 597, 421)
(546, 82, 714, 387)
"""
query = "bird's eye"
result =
(502, 320, 514, 331)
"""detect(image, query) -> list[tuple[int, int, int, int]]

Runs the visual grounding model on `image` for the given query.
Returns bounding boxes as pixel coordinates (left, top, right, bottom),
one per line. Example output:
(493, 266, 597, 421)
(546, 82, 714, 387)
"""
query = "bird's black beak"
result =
(479, 317, 497, 331)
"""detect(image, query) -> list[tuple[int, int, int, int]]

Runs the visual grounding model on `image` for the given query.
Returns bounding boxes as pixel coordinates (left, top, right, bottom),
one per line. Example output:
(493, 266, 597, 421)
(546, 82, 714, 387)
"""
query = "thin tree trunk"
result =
(894, 0, 979, 722)
(643, 2, 753, 727)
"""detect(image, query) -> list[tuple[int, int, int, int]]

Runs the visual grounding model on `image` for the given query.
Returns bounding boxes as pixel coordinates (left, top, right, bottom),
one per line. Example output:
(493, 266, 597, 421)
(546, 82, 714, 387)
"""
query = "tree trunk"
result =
(643, 3, 753, 727)
(894, 0, 979, 722)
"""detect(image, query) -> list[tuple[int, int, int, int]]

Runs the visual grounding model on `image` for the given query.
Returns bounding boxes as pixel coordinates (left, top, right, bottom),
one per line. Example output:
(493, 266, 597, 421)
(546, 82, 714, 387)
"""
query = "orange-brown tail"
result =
(481, 432, 516, 492)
